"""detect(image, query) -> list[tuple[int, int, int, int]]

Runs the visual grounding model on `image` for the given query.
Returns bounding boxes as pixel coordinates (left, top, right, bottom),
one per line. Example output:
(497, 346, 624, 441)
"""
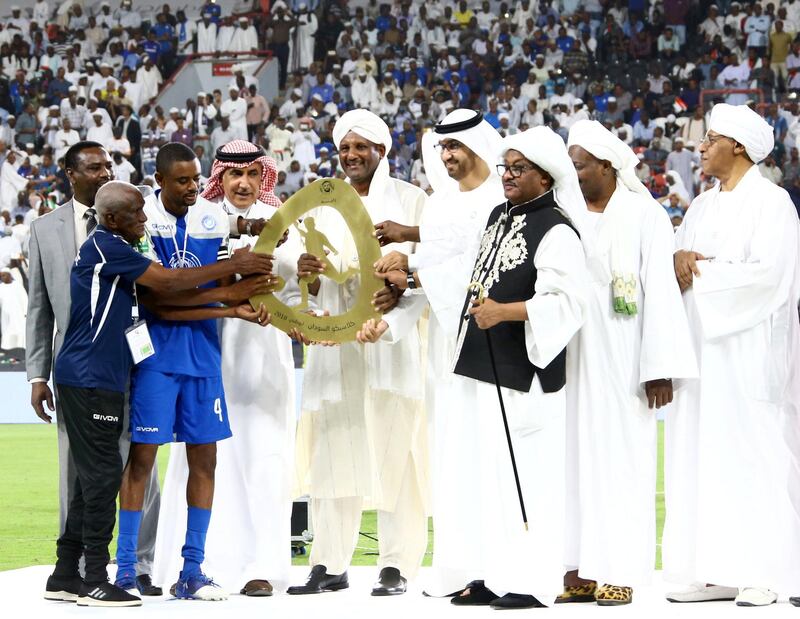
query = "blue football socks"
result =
(180, 506, 212, 579)
(115, 509, 143, 578)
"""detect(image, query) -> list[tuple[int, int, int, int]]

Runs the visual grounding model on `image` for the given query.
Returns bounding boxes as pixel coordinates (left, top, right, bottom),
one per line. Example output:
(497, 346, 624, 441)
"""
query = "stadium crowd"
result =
(1, 0, 800, 356)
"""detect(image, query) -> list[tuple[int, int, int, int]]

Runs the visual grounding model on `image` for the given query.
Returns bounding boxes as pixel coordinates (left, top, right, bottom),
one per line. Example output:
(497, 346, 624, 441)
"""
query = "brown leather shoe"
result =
(240, 580, 273, 597)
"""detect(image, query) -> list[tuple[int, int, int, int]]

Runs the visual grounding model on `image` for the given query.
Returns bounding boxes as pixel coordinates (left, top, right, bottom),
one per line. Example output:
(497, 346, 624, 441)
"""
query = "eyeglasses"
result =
(434, 140, 462, 153)
(496, 163, 535, 178)
(700, 133, 733, 147)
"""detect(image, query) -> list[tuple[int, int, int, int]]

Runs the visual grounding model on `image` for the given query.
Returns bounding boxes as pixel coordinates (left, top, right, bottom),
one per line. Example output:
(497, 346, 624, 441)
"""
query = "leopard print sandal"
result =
(554, 581, 598, 604)
(595, 584, 633, 606)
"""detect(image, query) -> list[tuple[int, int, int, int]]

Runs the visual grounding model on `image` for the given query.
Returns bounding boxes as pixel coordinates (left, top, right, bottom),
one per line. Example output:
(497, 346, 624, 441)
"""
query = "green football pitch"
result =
(0, 422, 665, 573)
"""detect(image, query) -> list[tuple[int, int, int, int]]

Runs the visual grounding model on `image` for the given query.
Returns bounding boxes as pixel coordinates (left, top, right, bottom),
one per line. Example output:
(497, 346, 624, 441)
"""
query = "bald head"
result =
(94, 181, 143, 220)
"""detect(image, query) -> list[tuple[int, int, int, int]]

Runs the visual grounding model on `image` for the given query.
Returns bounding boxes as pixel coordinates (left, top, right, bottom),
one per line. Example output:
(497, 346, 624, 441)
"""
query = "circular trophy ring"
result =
(249, 178, 383, 343)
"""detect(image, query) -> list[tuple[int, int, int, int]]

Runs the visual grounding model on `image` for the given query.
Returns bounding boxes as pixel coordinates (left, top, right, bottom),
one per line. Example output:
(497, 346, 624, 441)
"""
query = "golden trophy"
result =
(249, 178, 383, 343)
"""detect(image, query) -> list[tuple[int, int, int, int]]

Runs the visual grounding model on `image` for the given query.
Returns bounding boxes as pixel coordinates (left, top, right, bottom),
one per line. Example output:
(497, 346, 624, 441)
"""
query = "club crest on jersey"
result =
(201, 215, 216, 231)
(169, 251, 203, 269)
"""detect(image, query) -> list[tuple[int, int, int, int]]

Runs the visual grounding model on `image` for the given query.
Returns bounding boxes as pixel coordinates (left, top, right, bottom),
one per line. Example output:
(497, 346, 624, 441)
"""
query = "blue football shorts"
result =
(129, 369, 232, 445)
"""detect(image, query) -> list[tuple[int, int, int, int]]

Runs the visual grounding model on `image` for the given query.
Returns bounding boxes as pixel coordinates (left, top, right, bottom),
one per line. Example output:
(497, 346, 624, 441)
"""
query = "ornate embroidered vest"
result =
(452, 190, 577, 393)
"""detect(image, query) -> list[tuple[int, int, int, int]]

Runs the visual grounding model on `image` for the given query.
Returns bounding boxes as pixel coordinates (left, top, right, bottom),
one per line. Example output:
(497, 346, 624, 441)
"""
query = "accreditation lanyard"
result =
(125, 284, 155, 363)
(132, 284, 140, 322)
(170, 215, 190, 268)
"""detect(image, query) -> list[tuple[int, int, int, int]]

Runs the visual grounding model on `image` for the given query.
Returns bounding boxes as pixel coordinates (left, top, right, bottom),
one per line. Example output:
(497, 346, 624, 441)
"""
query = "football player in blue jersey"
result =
(114, 143, 275, 601)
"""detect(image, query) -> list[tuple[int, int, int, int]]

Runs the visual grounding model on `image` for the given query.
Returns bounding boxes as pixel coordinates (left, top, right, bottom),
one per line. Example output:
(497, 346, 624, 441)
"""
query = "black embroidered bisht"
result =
(452, 189, 578, 394)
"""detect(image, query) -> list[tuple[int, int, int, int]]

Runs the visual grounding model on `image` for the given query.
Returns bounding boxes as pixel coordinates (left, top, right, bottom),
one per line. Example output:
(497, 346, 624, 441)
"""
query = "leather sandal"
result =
(240, 579, 273, 597)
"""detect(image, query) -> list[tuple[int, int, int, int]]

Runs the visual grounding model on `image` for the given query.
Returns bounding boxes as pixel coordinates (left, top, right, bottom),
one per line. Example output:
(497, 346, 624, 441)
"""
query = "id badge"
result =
(125, 320, 155, 364)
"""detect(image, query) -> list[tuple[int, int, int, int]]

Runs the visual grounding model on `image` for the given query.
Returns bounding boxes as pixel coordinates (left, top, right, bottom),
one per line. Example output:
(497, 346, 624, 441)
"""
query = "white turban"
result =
(567, 119, 650, 195)
(708, 103, 774, 164)
(332, 109, 394, 198)
(500, 126, 591, 253)
(332, 109, 393, 154)
(421, 108, 503, 194)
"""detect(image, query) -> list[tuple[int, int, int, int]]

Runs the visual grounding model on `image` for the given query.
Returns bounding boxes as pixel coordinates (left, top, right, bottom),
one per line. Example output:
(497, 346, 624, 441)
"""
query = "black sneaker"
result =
(76, 581, 142, 607)
(136, 574, 163, 596)
(44, 574, 83, 602)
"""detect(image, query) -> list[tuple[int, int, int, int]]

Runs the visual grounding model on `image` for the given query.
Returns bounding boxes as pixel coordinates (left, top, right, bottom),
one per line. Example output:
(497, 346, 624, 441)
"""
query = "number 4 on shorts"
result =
(214, 398, 223, 423)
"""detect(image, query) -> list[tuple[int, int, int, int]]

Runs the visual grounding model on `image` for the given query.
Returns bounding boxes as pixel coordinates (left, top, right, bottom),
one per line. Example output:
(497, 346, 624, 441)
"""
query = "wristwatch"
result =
(245, 219, 253, 236)
(406, 271, 417, 289)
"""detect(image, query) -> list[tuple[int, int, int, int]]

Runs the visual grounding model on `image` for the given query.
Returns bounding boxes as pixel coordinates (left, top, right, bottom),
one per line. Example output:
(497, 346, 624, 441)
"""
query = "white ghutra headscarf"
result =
(421, 108, 503, 194)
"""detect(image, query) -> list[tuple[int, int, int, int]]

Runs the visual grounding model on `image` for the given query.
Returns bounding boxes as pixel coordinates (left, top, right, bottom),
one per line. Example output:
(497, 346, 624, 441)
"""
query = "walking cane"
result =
(468, 281, 529, 531)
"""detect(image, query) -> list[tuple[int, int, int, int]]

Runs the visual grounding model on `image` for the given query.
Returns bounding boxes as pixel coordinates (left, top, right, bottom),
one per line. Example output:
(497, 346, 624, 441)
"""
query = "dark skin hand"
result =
(297, 252, 325, 296)
(372, 284, 401, 312)
(468, 298, 506, 330)
(674, 250, 705, 292)
(379, 269, 410, 290)
(238, 218, 289, 247)
(287, 309, 337, 346)
(31, 382, 54, 423)
(645, 378, 673, 409)
(374, 250, 408, 273)
(141, 274, 278, 308)
(374, 220, 420, 246)
(225, 275, 279, 303)
(277, 227, 290, 247)
(239, 217, 266, 236)
(228, 246, 275, 276)
(234, 302, 271, 325)
(468, 298, 528, 329)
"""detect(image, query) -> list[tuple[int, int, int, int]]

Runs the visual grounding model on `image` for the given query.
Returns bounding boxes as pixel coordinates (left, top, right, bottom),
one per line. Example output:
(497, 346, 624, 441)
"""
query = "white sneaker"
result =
(666, 583, 738, 603)
(735, 588, 778, 607)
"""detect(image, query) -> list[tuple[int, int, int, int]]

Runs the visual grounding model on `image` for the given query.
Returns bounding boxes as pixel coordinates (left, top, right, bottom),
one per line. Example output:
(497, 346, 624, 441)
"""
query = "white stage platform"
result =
(1, 566, 797, 617)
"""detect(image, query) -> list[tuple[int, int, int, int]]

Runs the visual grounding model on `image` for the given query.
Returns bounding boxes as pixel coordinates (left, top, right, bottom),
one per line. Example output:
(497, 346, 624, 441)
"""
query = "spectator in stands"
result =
(267, 6, 297, 89)
(137, 56, 163, 104)
(87, 112, 114, 147)
(633, 110, 656, 146)
(666, 138, 696, 199)
(171, 115, 193, 148)
(108, 126, 132, 159)
(111, 151, 137, 184)
(211, 115, 237, 154)
(784, 147, 800, 185)
(197, 12, 218, 53)
(16, 103, 38, 149)
(54, 119, 80, 162)
(759, 154, 784, 184)
(231, 17, 259, 53)
(221, 86, 248, 141)
(745, 3, 771, 57)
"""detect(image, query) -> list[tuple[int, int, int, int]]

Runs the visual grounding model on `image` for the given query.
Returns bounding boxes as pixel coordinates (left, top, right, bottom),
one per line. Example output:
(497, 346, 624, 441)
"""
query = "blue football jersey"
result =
(55, 227, 151, 392)
(138, 192, 229, 377)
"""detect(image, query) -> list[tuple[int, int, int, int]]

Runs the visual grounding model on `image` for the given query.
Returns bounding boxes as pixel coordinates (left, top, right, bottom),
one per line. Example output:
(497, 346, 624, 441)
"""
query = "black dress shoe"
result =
(136, 574, 163, 596)
(490, 593, 547, 609)
(371, 567, 407, 596)
(790, 596, 800, 607)
(286, 565, 349, 595)
(451, 580, 499, 606)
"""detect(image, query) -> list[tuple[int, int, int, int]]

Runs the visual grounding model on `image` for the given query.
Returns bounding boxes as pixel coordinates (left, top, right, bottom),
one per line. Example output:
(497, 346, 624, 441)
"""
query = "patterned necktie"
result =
(85, 207, 98, 237)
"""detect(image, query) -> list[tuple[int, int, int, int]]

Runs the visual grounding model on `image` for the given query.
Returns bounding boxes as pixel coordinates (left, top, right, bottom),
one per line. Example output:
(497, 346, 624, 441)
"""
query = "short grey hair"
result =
(94, 180, 142, 220)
